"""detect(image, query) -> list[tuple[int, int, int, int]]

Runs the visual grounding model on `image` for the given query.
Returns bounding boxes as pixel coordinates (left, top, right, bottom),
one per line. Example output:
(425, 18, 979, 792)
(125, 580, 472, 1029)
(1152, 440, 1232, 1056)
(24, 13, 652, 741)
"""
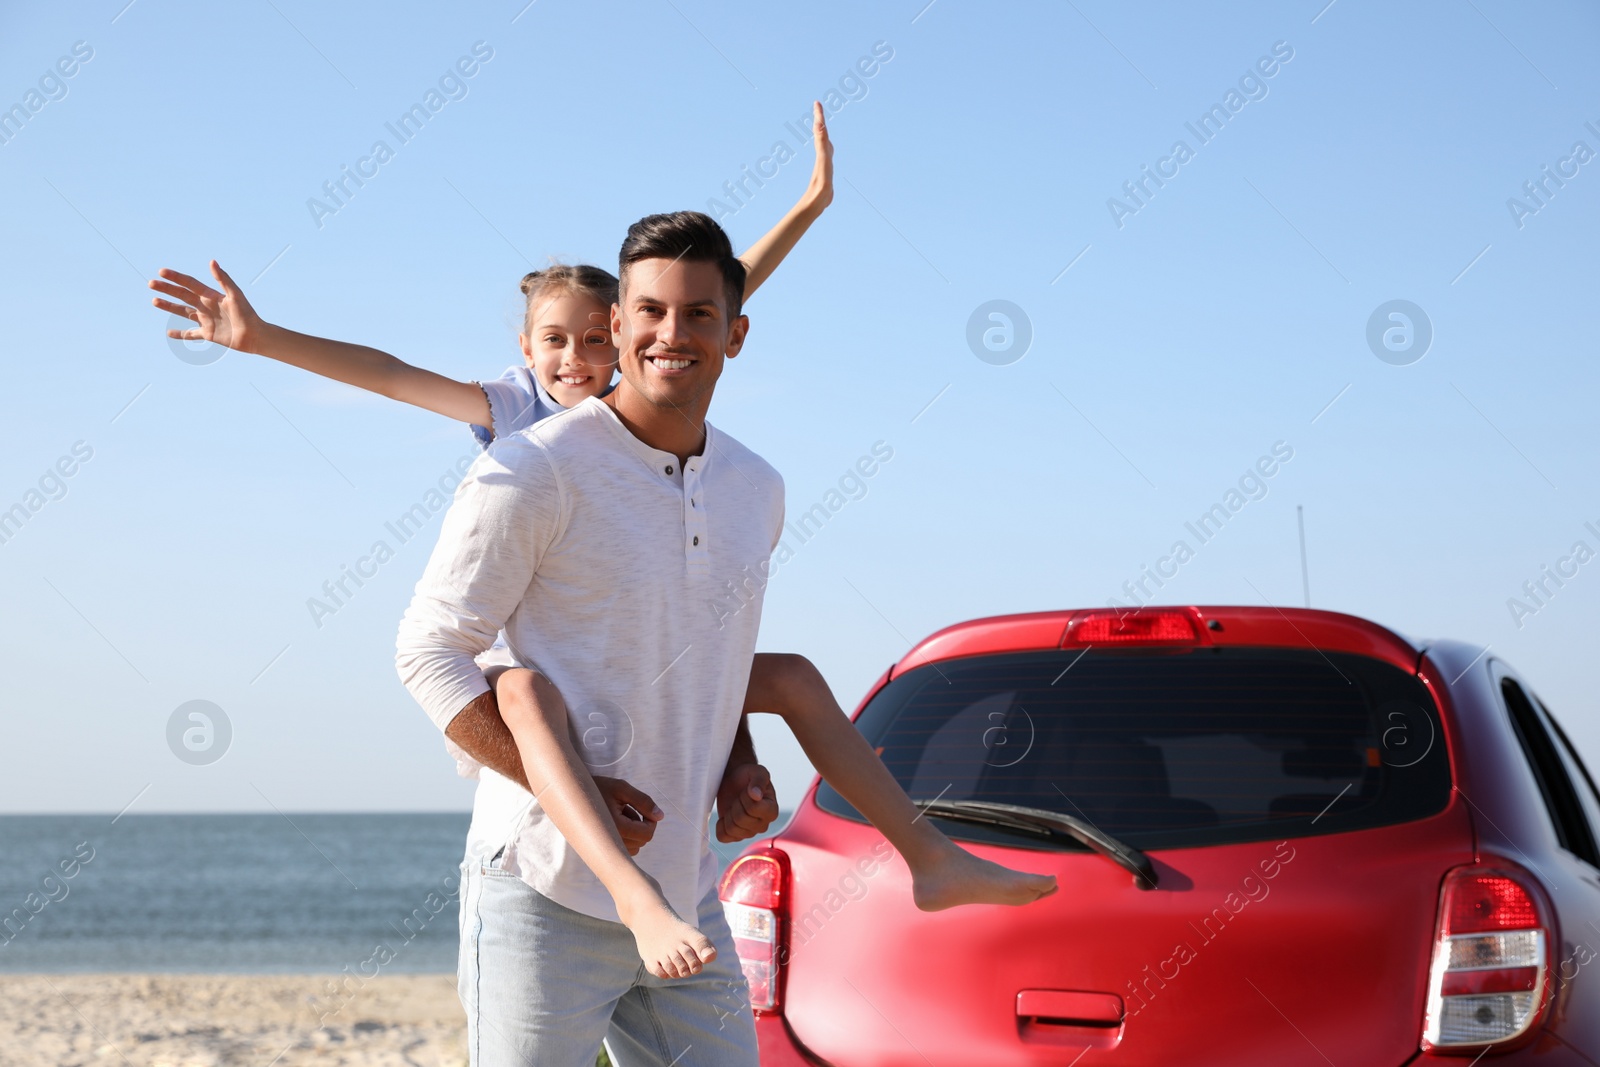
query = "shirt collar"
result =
(582, 396, 715, 480)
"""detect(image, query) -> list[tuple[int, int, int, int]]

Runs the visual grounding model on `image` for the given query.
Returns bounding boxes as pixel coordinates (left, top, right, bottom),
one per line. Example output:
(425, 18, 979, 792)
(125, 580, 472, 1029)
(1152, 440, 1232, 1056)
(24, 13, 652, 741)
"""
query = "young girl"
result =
(150, 104, 1056, 981)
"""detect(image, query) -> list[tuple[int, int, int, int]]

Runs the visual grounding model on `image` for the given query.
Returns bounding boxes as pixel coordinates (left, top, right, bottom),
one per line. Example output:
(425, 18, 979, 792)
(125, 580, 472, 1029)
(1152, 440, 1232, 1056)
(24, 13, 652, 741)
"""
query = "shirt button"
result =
(691, 499, 697, 508)
(693, 536, 700, 546)
(665, 465, 674, 475)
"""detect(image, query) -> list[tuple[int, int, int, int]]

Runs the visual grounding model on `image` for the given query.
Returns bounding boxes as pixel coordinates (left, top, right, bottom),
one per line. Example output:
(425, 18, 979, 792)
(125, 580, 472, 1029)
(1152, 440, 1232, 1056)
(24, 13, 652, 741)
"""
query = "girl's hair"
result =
(518, 264, 619, 332)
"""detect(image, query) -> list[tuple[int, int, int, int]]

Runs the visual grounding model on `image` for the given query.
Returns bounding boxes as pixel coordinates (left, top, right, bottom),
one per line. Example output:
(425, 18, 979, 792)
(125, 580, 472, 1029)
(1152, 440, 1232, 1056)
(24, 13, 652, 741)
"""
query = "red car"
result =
(719, 606, 1600, 1065)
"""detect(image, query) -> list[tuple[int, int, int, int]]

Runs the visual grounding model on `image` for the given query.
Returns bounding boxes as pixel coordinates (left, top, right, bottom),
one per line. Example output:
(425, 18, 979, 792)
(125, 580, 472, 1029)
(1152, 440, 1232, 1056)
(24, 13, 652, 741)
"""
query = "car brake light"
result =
(719, 849, 789, 1014)
(1067, 609, 1198, 645)
(1423, 866, 1553, 1051)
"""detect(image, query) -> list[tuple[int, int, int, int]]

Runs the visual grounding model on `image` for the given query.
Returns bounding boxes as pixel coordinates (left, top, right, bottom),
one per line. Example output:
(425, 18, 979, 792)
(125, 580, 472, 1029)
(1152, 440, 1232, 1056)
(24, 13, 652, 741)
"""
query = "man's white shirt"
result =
(397, 396, 784, 923)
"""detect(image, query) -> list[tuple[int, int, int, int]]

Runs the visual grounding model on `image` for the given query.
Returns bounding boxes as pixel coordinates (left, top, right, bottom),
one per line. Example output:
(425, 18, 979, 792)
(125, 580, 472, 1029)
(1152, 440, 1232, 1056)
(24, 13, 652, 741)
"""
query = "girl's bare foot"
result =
(620, 893, 718, 979)
(910, 845, 1059, 911)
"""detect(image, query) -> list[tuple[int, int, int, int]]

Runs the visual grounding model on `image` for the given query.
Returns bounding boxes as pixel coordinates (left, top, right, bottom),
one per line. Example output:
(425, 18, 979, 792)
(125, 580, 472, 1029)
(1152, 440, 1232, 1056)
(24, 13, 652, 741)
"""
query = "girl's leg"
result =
(494, 668, 714, 978)
(745, 653, 1057, 910)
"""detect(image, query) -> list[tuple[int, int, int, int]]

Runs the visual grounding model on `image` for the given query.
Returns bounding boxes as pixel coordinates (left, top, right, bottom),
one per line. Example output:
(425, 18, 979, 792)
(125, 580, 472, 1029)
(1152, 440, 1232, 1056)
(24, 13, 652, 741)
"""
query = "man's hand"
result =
(715, 762, 779, 843)
(149, 260, 264, 353)
(593, 776, 664, 856)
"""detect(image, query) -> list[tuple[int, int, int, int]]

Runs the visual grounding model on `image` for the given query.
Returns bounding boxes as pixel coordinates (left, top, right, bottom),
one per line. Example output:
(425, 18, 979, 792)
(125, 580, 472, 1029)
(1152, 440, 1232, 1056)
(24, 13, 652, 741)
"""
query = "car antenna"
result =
(1297, 504, 1311, 607)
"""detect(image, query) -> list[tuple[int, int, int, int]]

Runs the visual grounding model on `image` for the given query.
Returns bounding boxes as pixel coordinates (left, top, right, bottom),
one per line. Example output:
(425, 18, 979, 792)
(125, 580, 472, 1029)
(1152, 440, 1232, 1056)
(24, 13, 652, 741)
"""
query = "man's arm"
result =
(444, 690, 528, 789)
(447, 687, 664, 855)
(451, 686, 773, 848)
(715, 714, 780, 842)
(396, 443, 542, 734)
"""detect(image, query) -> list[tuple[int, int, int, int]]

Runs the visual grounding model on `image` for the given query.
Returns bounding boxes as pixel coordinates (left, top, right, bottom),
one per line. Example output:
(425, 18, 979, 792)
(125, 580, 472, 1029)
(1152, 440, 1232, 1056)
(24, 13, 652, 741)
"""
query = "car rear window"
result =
(816, 647, 1452, 850)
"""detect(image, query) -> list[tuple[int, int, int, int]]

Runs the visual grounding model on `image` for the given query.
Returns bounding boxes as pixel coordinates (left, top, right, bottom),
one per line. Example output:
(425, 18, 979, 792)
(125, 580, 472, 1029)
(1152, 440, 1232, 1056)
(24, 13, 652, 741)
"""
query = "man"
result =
(397, 211, 785, 1065)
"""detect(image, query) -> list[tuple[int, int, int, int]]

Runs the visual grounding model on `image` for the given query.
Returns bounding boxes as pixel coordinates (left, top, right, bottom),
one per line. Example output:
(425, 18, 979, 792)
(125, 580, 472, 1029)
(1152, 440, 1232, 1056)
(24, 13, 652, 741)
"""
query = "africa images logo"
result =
(1365, 299, 1433, 366)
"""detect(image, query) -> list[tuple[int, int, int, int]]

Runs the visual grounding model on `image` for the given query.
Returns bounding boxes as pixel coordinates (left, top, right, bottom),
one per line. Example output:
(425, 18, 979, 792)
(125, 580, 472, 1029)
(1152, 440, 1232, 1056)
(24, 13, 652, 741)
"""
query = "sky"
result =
(1, 0, 1596, 815)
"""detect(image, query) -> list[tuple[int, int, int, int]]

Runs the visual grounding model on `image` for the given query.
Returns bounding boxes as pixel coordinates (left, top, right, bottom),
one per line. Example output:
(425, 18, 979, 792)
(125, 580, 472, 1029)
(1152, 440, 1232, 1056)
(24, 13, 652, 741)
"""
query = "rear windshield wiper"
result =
(914, 798, 1158, 890)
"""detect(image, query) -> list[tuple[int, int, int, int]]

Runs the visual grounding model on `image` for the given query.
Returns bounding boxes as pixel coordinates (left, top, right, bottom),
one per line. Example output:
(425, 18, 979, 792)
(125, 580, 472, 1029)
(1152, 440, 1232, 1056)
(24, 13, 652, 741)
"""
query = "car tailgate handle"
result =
(1016, 989, 1123, 1027)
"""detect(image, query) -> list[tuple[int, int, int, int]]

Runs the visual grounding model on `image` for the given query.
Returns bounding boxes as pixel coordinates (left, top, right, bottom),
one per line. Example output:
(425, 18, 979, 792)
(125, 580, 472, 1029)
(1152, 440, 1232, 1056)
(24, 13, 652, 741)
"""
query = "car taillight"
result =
(1066, 609, 1199, 645)
(1423, 866, 1553, 1051)
(718, 849, 789, 1014)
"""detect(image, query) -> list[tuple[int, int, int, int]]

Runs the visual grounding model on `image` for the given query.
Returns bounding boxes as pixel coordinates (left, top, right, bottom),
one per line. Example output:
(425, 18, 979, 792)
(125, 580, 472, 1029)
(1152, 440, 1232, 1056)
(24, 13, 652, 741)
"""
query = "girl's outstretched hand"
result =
(806, 100, 833, 212)
(728, 102, 835, 299)
(149, 260, 264, 353)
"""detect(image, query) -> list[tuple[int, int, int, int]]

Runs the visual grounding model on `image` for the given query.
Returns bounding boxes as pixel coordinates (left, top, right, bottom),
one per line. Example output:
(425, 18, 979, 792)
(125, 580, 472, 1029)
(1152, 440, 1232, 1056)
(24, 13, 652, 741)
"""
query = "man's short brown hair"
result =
(618, 211, 747, 319)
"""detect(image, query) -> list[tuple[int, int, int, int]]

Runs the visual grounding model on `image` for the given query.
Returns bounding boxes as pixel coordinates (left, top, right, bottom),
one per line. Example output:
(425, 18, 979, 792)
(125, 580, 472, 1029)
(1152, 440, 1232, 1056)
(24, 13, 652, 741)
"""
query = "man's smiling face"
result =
(611, 257, 748, 415)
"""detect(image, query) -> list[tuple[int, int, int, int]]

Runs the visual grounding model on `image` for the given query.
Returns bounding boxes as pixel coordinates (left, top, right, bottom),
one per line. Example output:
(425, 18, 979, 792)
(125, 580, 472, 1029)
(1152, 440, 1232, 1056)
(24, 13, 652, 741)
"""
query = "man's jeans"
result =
(458, 853, 759, 1066)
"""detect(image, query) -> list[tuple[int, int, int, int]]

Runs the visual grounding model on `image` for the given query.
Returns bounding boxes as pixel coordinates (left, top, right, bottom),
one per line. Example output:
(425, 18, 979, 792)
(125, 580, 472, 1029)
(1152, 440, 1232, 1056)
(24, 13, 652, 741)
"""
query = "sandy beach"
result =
(0, 974, 469, 1067)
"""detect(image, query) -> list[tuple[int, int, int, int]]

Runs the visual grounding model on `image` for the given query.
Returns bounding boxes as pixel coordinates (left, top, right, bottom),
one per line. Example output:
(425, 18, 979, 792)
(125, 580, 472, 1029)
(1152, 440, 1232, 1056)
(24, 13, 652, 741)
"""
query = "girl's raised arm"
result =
(150, 260, 492, 427)
(738, 101, 833, 300)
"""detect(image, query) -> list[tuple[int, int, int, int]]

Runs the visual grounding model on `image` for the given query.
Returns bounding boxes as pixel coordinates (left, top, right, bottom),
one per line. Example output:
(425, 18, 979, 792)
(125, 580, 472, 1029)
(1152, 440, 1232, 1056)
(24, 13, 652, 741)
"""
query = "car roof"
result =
(891, 605, 1427, 678)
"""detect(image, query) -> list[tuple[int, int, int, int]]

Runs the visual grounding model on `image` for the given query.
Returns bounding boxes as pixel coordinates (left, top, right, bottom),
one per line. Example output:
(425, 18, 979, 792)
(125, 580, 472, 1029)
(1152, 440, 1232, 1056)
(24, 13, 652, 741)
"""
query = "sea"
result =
(0, 813, 759, 974)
